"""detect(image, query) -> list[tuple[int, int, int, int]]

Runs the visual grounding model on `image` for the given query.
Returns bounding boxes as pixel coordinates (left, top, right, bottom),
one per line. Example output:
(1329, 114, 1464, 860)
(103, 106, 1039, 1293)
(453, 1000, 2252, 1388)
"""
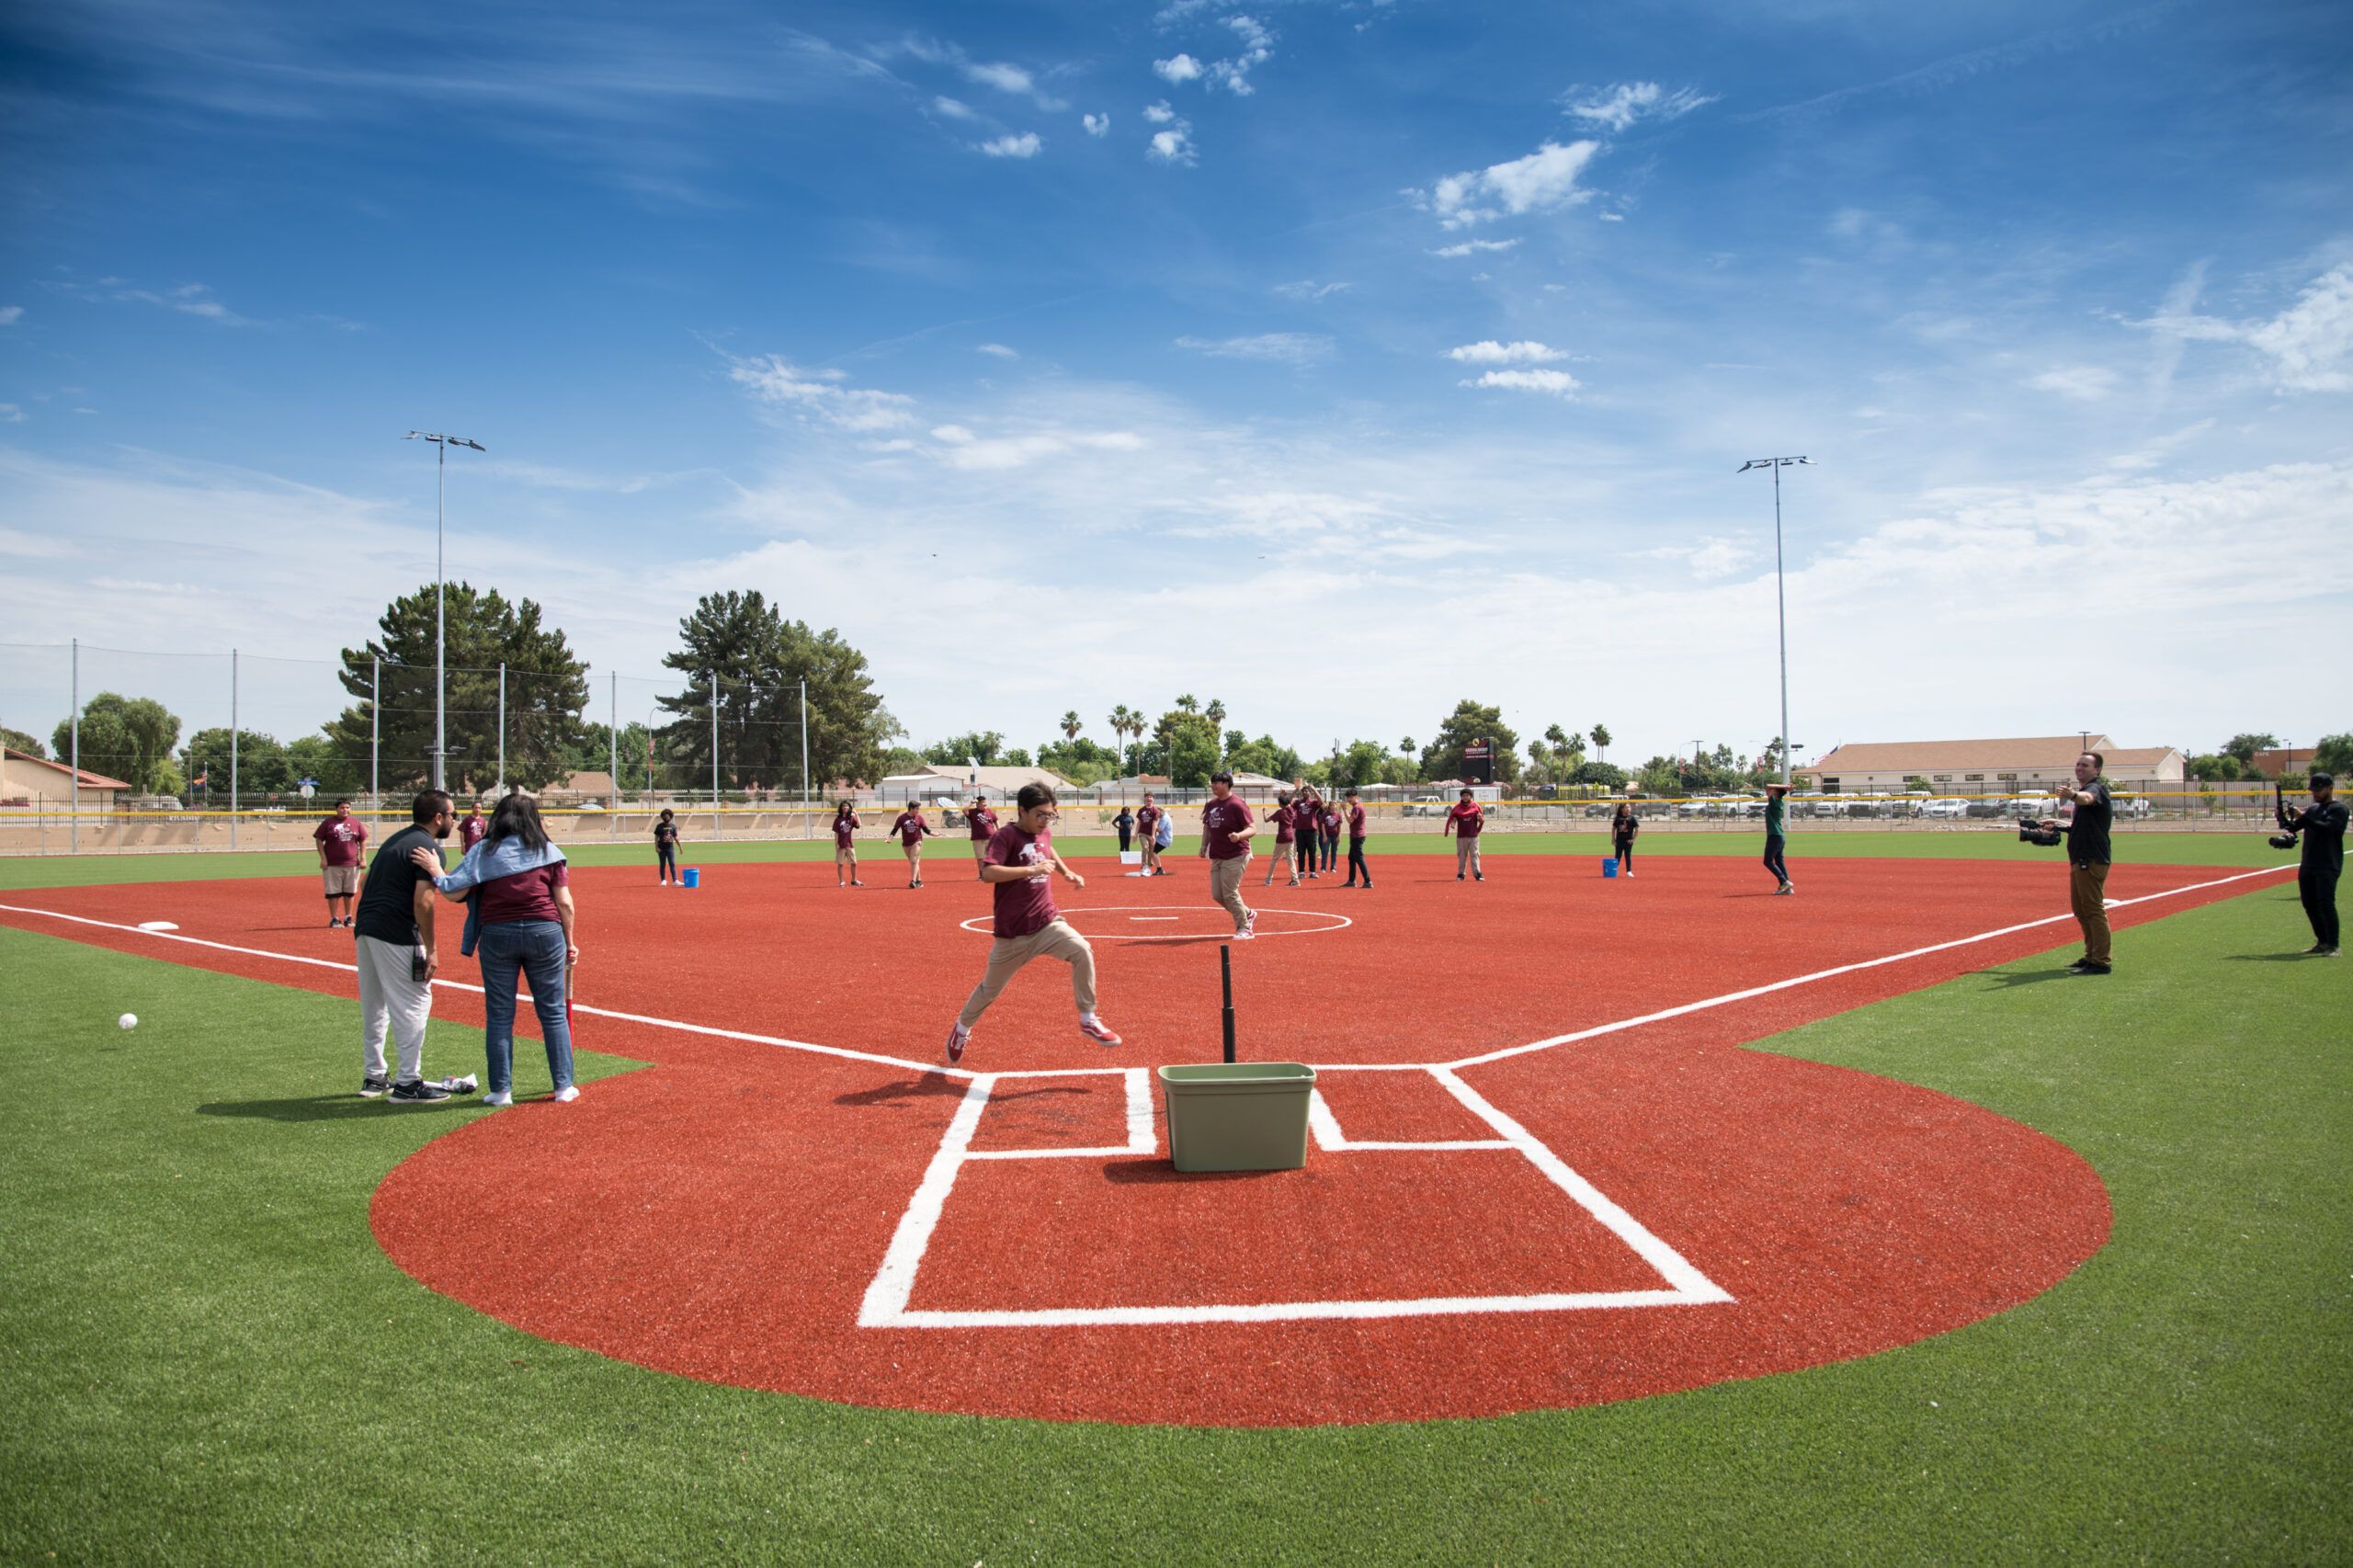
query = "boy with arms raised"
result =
(945, 783, 1120, 1063)
(892, 800, 936, 888)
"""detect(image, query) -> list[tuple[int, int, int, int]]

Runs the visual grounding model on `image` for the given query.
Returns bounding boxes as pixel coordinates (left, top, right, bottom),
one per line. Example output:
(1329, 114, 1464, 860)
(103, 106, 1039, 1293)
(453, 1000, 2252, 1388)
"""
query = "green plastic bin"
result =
(1158, 1062, 1316, 1173)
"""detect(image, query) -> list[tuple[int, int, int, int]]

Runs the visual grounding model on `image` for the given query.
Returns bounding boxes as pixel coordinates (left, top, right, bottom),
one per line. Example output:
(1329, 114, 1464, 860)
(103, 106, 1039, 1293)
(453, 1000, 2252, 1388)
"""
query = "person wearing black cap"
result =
(2276, 772, 2345, 956)
(2040, 751, 2113, 974)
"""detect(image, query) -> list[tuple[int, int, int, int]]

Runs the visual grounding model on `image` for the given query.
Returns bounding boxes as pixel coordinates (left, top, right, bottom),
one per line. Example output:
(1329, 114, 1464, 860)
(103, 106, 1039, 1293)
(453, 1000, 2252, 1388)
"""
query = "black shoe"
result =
(389, 1079, 453, 1104)
(1457, 873, 1465, 881)
(2072, 962, 2112, 976)
(1474, 872, 1483, 881)
(359, 1076, 392, 1098)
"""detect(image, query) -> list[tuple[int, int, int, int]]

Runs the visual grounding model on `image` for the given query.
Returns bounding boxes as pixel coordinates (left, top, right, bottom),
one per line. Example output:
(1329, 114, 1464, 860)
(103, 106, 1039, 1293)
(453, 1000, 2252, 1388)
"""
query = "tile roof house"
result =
(1796, 736, 2185, 793)
(2, 747, 133, 809)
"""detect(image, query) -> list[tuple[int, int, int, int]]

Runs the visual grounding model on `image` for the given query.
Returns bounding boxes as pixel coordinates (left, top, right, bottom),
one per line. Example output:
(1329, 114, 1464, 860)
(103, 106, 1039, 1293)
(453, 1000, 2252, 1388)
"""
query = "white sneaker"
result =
(552, 1085, 580, 1104)
(481, 1090, 514, 1107)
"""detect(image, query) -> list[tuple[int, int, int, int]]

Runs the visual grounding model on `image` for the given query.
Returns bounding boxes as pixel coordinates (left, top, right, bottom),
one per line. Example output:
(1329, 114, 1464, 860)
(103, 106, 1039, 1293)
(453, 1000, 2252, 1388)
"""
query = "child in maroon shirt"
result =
(832, 801, 863, 887)
(1264, 793, 1301, 887)
(892, 803, 936, 887)
(966, 795, 998, 881)
(1445, 789, 1485, 882)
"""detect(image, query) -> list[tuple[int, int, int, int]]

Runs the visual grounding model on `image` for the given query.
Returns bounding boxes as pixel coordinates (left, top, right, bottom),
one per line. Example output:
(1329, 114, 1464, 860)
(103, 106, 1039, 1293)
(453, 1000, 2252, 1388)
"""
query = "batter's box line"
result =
(855, 1065, 1733, 1330)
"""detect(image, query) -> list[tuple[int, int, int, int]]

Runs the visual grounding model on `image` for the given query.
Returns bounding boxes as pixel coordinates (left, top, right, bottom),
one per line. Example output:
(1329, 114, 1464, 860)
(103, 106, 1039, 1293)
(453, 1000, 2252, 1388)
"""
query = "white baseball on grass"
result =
(118, 1013, 138, 1029)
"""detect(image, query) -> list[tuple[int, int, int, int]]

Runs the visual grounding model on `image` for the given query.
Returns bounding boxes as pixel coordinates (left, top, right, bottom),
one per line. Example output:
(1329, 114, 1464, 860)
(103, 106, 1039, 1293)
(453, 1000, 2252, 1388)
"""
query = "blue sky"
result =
(4, 0, 2348, 768)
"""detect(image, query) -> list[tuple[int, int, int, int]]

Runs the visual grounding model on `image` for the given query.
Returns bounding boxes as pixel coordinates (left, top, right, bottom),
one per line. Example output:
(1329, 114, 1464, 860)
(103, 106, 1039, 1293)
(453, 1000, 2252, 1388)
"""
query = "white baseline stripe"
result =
(1308, 1086, 1506, 1152)
(858, 1074, 995, 1327)
(888, 1288, 1704, 1330)
(1442, 864, 2294, 1070)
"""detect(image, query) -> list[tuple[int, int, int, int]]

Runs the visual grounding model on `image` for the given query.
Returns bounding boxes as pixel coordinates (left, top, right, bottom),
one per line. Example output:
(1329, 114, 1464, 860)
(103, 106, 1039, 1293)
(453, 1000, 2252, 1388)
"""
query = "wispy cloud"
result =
(976, 343, 1018, 358)
(1458, 368, 1579, 396)
(1176, 333, 1333, 363)
(2027, 366, 2118, 401)
(895, 38, 1066, 110)
(1560, 81, 1714, 132)
(1415, 141, 1600, 229)
(727, 356, 916, 432)
(933, 96, 976, 120)
(1143, 100, 1195, 165)
(978, 132, 1041, 158)
(0, 306, 21, 326)
(1154, 15, 1274, 97)
(2132, 263, 2353, 392)
(1641, 535, 1754, 580)
(0, 404, 24, 423)
(1082, 112, 1109, 137)
(1447, 340, 1566, 364)
(1273, 280, 1349, 301)
(83, 281, 255, 326)
(1428, 239, 1519, 257)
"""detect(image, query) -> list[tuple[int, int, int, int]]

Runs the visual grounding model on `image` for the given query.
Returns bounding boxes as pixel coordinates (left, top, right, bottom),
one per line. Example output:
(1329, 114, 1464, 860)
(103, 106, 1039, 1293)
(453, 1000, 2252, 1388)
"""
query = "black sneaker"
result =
(359, 1075, 392, 1098)
(2073, 962, 2112, 976)
(389, 1079, 453, 1104)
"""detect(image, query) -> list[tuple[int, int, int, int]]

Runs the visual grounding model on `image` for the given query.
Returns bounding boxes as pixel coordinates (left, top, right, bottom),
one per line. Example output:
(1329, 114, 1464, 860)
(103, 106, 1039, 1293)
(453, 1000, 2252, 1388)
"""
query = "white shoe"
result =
(482, 1090, 514, 1107)
(552, 1085, 580, 1104)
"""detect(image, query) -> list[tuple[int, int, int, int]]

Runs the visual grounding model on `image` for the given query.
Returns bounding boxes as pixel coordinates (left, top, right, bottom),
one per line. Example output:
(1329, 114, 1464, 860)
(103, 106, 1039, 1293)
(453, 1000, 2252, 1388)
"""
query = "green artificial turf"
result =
(0, 826, 2290, 892)
(1, 884, 2346, 1564)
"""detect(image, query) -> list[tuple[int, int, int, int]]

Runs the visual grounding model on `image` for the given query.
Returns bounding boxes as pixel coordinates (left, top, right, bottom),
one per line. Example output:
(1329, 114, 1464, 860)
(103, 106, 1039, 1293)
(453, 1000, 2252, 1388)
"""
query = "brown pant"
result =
(1209, 854, 1253, 932)
(2070, 860, 2111, 965)
(959, 918, 1096, 1028)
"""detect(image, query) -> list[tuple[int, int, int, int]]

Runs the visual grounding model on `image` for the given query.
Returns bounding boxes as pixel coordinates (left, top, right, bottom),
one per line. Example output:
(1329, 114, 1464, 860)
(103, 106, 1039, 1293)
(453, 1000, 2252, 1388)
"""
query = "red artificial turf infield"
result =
(0, 852, 2289, 1426)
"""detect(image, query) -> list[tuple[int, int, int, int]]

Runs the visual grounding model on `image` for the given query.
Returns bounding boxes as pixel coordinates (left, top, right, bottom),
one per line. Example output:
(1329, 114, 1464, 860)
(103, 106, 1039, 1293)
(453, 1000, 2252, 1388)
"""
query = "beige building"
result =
(878, 764, 1075, 805)
(1797, 735, 2186, 794)
(1, 747, 131, 810)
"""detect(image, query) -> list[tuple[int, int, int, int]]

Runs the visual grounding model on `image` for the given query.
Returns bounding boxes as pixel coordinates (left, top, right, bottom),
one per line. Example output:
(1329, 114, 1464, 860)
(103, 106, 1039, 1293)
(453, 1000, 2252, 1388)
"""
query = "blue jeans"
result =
(477, 920, 574, 1096)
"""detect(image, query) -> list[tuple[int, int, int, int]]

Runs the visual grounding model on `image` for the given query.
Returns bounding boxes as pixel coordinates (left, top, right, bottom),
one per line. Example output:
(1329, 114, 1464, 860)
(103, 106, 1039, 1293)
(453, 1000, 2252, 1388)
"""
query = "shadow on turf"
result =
(197, 1096, 470, 1122)
(1964, 965, 2089, 989)
(2222, 950, 2333, 962)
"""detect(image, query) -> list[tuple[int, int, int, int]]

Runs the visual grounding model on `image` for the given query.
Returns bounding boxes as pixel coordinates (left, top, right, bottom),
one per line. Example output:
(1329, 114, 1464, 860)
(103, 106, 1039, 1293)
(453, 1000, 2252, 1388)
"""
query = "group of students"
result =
(817, 797, 1004, 888)
(1263, 785, 1371, 888)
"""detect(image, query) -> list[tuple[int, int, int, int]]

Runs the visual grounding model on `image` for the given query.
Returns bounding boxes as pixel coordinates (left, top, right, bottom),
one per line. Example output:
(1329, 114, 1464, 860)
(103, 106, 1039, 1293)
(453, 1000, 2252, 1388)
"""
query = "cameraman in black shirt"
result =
(2276, 771, 2345, 956)
(2041, 751, 2114, 974)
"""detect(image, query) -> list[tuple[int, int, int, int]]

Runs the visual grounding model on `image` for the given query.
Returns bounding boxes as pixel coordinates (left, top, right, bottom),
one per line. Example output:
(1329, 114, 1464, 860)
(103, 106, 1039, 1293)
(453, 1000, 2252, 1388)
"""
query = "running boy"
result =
(1445, 788, 1485, 881)
(832, 800, 864, 887)
(653, 808, 680, 885)
(1343, 788, 1371, 889)
(966, 793, 998, 881)
(314, 799, 369, 927)
(944, 783, 1121, 1062)
(1200, 770, 1257, 937)
(1762, 783, 1793, 894)
(1265, 791, 1301, 887)
(892, 801, 937, 887)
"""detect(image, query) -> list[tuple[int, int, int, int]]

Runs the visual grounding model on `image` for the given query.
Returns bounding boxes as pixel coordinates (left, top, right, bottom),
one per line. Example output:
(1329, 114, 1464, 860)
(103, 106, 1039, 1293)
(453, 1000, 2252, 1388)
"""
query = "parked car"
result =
(1923, 797, 1970, 819)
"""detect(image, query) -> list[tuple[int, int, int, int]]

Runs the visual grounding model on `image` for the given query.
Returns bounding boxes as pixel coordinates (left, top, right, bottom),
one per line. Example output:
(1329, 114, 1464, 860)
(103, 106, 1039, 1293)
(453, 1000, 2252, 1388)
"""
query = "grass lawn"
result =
(1, 864, 2345, 1563)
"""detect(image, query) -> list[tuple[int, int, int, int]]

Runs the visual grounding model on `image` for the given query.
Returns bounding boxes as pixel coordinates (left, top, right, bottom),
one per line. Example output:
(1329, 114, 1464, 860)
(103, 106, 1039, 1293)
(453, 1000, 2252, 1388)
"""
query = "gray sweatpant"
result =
(356, 933, 434, 1084)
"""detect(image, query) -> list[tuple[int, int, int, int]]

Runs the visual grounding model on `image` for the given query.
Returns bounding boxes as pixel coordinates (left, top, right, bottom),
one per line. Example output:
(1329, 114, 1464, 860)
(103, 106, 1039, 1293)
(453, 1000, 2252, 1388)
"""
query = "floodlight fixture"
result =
(1738, 456, 1812, 785)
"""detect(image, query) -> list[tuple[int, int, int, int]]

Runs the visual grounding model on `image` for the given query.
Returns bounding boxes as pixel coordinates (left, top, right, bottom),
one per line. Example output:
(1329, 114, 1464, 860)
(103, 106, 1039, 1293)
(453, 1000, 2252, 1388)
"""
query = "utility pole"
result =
(370, 655, 381, 803)
(496, 662, 506, 796)
(404, 431, 485, 791)
(230, 648, 239, 851)
(69, 638, 78, 853)
(710, 672, 722, 837)
(608, 671, 619, 840)
(1737, 456, 1812, 785)
(799, 678, 810, 807)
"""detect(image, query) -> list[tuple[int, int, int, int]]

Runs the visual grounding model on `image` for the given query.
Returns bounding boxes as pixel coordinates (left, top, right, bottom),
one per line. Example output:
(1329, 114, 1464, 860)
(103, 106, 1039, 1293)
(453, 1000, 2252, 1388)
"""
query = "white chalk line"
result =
(957, 904, 1352, 943)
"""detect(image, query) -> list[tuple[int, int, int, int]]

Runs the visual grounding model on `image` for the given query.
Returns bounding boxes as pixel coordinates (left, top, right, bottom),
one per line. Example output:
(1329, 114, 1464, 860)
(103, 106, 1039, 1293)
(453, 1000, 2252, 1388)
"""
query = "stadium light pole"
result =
(404, 431, 485, 792)
(1738, 456, 1812, 785)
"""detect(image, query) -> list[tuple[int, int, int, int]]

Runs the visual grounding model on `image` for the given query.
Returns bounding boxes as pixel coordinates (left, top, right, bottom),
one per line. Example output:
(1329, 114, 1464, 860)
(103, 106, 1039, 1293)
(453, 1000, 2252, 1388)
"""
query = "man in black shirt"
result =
(2042, 751, 2114, 974)
(2277, 771, 2345, 955)
(354, 790, 458, 1101)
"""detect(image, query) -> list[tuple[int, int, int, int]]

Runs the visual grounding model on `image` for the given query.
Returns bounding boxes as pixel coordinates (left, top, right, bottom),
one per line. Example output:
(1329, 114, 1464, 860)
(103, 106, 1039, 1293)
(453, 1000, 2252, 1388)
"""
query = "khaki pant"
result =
(355, 934, 433, 1084)
(2070, 860, 2111, 965)
(1208, 854, 1253, 932)
(1455, 836, 1483, 878)
(959, 918, 1097, 1028)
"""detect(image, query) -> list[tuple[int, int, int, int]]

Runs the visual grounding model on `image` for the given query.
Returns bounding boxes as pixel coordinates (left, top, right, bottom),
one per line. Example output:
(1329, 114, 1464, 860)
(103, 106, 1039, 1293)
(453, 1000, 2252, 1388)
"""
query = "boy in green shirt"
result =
(1764, 783, 1793, 894)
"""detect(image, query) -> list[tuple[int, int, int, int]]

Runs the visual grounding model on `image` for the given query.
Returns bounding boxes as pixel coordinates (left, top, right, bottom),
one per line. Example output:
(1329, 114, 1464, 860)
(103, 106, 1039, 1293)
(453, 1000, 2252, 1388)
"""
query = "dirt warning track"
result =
(1, 855, 2290, 1426)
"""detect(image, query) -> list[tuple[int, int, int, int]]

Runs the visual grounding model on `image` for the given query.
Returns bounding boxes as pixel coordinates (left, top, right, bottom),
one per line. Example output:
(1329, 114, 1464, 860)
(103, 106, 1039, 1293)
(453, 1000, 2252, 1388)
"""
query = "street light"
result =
(1737, 456, 1812, 785)
(404, 431, 486, 791)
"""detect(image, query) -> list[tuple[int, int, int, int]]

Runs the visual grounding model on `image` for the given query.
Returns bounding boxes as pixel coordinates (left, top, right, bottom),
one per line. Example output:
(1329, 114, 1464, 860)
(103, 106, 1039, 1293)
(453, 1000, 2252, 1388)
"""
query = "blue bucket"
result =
(682, 868, 700, 889)
(1602, 858, 1619, 878)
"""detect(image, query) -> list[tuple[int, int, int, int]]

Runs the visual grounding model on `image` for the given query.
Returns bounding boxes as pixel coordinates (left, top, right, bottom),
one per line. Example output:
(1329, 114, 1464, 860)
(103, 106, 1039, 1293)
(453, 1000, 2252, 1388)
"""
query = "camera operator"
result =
(2041, 751, 2114, 974)
(2275, 772, 2345, 956)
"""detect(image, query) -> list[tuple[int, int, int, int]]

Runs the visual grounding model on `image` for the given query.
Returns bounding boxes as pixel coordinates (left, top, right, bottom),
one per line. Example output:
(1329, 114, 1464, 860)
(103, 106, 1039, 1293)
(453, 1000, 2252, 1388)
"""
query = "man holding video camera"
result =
(2040, 751, 2114, 974)
(2274, 772, 2344, 956)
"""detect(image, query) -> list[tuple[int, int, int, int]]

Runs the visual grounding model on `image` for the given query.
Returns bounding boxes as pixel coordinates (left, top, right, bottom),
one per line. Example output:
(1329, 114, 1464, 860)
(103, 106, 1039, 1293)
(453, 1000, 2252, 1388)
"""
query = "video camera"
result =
(2016, 817, 2063, 847)
(2269, 833, 2300, 850)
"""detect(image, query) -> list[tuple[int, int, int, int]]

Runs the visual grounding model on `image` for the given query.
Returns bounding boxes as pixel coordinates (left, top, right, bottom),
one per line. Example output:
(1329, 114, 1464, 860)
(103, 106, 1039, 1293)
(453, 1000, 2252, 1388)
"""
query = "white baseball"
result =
(118, 1013, 138, 1029)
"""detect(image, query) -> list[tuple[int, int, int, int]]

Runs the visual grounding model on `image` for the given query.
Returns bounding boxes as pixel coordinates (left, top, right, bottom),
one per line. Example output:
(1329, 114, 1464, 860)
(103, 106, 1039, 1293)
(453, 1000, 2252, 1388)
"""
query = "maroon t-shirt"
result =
(1273, 804, 1296, 844)
(967, 805, 997, 842)
(1347, 803, 1366, 837)
(892, 810, 931, 846)
(1135, 805, 1160, 839)
(1448, 802, 1484, 838)
(833, 812, 859, 847)
(1201, 797, 1255, 860)
(985, 824, 1059, 939)
(458, 813, 486, 851)
(476, 860, 568, 926)
(1321, 807, 1342, 837)
(314, 816, 368, 866)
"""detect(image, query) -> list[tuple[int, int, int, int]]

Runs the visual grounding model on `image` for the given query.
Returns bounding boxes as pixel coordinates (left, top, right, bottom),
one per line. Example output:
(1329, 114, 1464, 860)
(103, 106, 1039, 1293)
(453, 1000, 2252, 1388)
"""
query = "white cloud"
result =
(1143, 100, 1177, 124)
(1642, 536, 1754, 580)
(2133, 263, 2353, 392)
(0, 403, 23, 422)
(1428, 239, 1519, 257)
(964, 62, 1036, 97)
(1459, 368, 1580, 395)
(976, 343, 1018, 358)
(933, 96, 976, 120)
(1560, 82, 1714, 132)
(1082, 112, 1109, 137)
(729, 356, 917, 432)
(1154, 16, 1274, 96)
(0, 306, 21, 326)
(1154, 53, 1203, 85)
(1446, 340, 1565, 365)
(2027, 366, 2118, 401)
(931, 425, 975, 444)
(979, 132, 1042, 158)
(1143, 102, 1195, 164)
(1273, 280, 1349, 301)
(1419, 141, 1600, 229)
(1176, 333, 1333, 363)
(898, 39, 1066, 110)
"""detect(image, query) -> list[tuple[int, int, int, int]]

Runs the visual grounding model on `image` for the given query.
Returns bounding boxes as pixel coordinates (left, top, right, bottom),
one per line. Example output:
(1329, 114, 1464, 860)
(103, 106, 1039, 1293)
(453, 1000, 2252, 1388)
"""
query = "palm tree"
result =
(1174, 694, 1200, 714)
(1204, 698, 1225, 729)
(1060, 710, 1083, 745)
(1590, 723, 1611, 764)
(1108, 705, 1138, 774)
